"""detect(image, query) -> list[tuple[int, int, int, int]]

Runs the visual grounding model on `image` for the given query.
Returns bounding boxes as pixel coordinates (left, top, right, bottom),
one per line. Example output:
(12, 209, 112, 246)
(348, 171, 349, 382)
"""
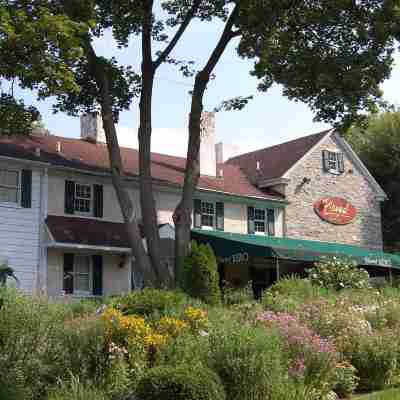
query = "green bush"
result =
(346, 333, 397, 391)
(47, 376, 109, 400)
(208, 320, 292, 400)
(47, 315, 109, 386)
(262, 276, 329, 313)
(333, 362, 359, 398)
(113, 288, 191, 316)
(184, 241, 221, 305)
(0, 288, 69, 399)
(222, 281, 254, 306)
(307, 257, 371, 290)
(136, 364, 226, 400)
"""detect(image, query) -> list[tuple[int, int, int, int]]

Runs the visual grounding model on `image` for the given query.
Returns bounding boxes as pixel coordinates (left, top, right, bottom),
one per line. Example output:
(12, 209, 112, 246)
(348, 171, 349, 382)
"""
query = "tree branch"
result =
(154, 0, 201, 69)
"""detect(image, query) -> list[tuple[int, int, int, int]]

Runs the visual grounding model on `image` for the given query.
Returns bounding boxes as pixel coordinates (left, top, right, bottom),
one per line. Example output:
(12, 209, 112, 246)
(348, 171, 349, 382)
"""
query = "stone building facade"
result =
(284, 134, 384, 249)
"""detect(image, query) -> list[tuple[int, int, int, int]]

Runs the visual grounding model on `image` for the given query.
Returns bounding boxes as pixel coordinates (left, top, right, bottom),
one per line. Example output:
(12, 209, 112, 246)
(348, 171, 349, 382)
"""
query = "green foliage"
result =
(136, 364, 226, 400)
(47, 375, 109, 400)
(208, 320, 292, 400)
(184, 242, 221, 305)
(308, 257, 371, 290)
(345, 333, 398, 391)
(0, 94, 41, 135)
(0, 288, 69, 399)
(238, 0, 397, 129)
(112, 288, 192, 316)
(262, 276, 329, 313)
(333, 362, 359, 398)
(222, 281, 254, 306)
(346, 111, 400, 252)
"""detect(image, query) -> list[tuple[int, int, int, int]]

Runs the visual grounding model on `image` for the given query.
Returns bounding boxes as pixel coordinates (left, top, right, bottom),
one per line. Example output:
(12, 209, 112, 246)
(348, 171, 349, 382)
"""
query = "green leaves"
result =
(0, 93, 40, 135)
(238, 0, 398, 129)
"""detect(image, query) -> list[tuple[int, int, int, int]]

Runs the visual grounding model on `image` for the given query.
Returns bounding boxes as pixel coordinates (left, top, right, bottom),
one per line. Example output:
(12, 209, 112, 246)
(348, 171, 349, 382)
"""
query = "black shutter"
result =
(63, 253, 74, 294)
(194, 199, 202, 228)
(267, 209, 275, 236)
(322, 150, 330, 172)
(216, 202, 224, 231)
(92, 255, 103, 296)
(65, 180, 75, 214)
(338, 153, 345, 173)
(248, 206, 255, 234)
(93, 184, 103, 218)
(21, 169, 32, 208)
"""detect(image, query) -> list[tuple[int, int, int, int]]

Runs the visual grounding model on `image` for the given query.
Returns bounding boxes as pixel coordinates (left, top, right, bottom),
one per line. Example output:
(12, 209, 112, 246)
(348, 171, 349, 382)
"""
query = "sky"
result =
(10, 13, 400, 158)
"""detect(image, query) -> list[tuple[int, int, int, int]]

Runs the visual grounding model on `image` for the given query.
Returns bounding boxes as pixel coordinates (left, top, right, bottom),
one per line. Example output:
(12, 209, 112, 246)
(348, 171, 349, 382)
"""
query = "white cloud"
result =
(116, 125, 189, 157)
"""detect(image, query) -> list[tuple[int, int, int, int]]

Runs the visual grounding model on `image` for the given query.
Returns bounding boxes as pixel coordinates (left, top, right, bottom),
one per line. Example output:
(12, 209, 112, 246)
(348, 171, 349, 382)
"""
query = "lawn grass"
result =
(353, 389, 400, 399)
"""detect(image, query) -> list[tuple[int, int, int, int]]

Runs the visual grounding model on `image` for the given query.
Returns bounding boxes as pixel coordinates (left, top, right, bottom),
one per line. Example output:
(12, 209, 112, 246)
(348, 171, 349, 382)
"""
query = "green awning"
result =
(191, 229, 400, 269)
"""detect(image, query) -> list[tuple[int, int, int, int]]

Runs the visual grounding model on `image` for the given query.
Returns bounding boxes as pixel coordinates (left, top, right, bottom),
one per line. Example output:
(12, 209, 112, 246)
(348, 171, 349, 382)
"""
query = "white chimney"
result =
(80, 112, 106, 143)
(215, 142, 240, 163)
(200, 112, 216, 176)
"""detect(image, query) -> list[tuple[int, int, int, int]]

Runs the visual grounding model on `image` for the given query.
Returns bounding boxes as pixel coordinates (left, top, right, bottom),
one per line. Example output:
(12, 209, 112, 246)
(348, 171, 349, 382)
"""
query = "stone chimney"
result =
(215, 142, 240, 163)
(80, 112, 106, 143)
(200, 112, 216, 176)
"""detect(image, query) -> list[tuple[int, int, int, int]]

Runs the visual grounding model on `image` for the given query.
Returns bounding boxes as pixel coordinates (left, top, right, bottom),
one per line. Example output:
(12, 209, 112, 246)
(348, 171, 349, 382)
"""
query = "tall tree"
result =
(346, 111, 400, 253)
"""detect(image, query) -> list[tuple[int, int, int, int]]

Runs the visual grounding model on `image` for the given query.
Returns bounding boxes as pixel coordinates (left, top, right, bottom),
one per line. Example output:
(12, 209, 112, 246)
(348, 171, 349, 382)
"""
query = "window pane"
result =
(254, 209, 265, 221)
(0, 188, 18, 203)
(201, 202, 214, 215)
(201, 214, 214, 227)
(75, 274, 90, 292)
(0, 170, 18, 186)
(254, 221, 265, 232)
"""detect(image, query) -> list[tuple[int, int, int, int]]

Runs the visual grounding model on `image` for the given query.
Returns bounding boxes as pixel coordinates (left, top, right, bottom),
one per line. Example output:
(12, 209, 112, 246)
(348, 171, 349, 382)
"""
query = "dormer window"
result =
(75, 183, 92, 214)
(322, 150, 345, 175)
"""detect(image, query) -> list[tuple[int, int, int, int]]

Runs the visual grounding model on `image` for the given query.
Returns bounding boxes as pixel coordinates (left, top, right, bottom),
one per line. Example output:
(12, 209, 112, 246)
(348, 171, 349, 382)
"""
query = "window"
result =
(254, 208, 266, 233)
(0, 169, 19, 203)
(322, 150, 344, 175)
(251, 207, 275, 236)
(74, 183, 92, 214)
(201, 201, 215, 228)
(74, 255, 91, 294)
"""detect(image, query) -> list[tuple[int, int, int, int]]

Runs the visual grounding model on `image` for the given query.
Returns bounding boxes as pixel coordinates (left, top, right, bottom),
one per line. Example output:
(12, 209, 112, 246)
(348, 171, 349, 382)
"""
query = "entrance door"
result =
(250, 267, 275, 299)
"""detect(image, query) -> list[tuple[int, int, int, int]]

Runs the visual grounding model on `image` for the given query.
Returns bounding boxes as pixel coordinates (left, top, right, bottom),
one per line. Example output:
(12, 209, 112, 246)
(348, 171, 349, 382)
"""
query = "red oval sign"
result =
(314, 197, 357, 225)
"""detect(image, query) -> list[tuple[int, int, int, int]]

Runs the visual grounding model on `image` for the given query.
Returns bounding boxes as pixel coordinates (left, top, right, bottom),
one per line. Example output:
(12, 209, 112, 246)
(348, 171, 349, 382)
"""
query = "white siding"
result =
(0, 162, 43, 293)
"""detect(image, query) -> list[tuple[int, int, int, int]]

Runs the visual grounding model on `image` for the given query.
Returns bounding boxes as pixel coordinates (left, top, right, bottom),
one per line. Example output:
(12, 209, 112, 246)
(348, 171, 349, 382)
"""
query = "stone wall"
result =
(285, 135, 383, 249)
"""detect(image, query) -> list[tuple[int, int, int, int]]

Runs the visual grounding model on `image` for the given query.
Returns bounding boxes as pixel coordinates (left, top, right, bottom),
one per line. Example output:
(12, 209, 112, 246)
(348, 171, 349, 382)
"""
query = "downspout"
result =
(37, 167, 49, 295)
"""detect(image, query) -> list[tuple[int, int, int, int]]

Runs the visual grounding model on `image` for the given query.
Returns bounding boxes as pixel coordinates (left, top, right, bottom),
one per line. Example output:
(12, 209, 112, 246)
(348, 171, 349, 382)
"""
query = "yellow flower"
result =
(157, 316, 188, 337)
(183, 307, 208, 332)
(143, 333, 169, 349)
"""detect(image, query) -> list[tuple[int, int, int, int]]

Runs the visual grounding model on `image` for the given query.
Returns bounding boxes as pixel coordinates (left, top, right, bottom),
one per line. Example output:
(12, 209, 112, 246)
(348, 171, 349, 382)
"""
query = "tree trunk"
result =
(173, 6, 239, 285)
(138, 0, 170, 286)
(83, 39, 159, 287)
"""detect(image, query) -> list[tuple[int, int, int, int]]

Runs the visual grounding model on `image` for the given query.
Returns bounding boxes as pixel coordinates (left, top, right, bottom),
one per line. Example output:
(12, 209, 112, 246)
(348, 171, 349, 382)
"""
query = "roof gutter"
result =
(46, 241, 131, 254)
(0, 155, 50, 168)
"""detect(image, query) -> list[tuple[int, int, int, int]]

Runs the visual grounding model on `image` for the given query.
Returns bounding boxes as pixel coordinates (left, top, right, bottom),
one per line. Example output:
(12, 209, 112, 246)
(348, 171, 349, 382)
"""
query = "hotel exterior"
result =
(0, 112, 398, 297)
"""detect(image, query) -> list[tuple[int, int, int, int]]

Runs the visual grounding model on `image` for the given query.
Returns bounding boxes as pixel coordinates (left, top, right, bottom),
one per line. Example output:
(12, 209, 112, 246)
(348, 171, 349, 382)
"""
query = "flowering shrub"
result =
(262, 276, 328, 313)
(157, 316, 189, 338)
(258, 311, 338, 396)
(307, 257, 370, 290)
(183, 306, 209, 332)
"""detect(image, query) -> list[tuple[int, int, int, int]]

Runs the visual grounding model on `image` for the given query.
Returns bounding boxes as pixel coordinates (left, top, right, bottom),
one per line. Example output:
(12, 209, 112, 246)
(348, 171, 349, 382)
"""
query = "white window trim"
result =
(72, 255, 92, 296)
(74, 182, 93, 216)
(200, 200, 216, 230)
(327, 151, 341, 175)
(253, 207, 275, 236)
(0, 169, 21, 206)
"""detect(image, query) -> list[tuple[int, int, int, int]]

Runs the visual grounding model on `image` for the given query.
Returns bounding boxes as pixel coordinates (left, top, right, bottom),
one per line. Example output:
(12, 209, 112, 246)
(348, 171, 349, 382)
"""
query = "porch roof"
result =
(191, 229, 400, 269)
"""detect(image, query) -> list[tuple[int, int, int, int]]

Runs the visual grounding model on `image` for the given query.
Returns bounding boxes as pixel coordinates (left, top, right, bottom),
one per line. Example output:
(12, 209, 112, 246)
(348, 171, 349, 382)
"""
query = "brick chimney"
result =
(80, 112, 106, 143)
(200, 112, 216, 177)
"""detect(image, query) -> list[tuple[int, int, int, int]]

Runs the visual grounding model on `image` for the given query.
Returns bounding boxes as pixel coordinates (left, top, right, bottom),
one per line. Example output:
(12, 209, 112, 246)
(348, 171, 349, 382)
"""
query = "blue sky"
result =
(11, 15, 400, 157)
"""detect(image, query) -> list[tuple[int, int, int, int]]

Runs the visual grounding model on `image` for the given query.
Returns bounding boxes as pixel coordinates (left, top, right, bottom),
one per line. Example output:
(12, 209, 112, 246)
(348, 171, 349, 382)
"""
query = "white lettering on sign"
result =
(363, 256, 392, 267)
(219, 252, 249, 264)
